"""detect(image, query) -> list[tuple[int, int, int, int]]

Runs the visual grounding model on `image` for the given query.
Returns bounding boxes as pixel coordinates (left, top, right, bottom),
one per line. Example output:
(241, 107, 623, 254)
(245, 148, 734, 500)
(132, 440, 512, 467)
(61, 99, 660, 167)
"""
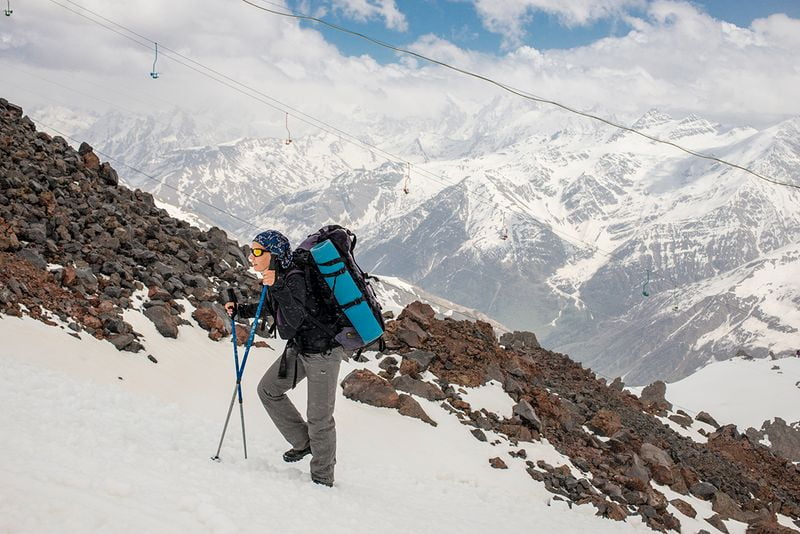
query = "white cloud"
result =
(330, 0, 408, 31)
(473, 0, 646, 46)
(0, 0, 798, 147)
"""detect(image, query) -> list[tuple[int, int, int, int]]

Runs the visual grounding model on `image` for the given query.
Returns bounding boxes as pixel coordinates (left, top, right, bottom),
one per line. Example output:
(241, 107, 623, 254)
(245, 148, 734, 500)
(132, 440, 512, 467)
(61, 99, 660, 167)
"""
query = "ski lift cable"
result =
(45, 0, 628, 258)
(24, 106, 768, 357)
(42, 0, 792, 317)
(48, 0, 413, 166)
(242, 0, 799, 192)
(37, 0, 728, 269)
(12, 11, 778, 365)
(37, 0, 747, 315)
(2, 62, 144, 116)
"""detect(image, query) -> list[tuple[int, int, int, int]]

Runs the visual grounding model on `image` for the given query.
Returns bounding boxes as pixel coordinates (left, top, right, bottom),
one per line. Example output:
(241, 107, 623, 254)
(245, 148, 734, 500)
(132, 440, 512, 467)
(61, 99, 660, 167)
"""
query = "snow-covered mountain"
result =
(69, 97, 800, 385)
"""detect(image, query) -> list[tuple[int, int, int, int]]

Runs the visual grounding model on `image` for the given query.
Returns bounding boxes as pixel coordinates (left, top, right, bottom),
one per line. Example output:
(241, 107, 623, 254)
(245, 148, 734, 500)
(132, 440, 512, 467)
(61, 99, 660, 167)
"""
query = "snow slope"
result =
(664, 356, 800, 431)
(0, 312, 657, 534)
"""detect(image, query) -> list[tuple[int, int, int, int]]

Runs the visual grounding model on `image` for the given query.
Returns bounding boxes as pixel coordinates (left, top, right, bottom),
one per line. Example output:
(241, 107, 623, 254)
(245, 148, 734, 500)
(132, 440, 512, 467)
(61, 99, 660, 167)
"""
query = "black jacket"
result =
(237, 271, 338, 353)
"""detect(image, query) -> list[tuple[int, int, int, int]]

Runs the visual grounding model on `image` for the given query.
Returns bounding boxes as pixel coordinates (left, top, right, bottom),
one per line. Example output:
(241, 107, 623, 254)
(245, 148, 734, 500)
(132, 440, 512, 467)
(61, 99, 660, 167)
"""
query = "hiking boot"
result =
(282, 445, 312, 463)
(312, 477, 333, 487)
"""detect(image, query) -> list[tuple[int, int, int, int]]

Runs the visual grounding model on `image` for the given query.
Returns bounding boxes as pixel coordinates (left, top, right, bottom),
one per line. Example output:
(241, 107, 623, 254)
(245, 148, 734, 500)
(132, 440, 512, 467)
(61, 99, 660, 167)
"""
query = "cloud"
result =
(0, 0, 798, 147)
(329, 0, 408, 31)
(473, 0, 646, 46)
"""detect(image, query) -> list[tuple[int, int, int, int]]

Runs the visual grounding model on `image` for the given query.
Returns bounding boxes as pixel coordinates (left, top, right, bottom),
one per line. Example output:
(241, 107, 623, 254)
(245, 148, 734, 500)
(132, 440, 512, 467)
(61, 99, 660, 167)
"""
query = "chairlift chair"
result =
(4, 0, 12, 16)
(284, 113, 293, 145)
(150, 43, 160, 79)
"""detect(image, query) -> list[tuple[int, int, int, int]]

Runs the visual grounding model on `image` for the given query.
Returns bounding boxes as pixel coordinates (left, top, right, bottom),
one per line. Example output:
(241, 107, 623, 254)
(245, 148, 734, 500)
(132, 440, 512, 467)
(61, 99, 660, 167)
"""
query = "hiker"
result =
(224, 230, 345, 487)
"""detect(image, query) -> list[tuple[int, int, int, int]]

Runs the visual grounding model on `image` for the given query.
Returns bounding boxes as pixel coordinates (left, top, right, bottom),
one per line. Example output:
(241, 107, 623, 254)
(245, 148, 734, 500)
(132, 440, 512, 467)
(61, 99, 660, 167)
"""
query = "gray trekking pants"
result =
(257, 344, 344, 484)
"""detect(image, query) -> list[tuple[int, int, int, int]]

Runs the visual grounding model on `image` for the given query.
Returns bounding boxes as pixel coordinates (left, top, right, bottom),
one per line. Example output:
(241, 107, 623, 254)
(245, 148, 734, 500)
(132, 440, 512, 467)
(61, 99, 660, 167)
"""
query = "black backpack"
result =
(289, 225, 386, 355)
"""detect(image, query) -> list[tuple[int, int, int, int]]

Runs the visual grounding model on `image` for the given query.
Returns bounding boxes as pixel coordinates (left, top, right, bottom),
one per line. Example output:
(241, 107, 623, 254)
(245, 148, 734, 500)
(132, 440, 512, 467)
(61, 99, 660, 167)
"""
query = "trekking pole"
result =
(212, 285, 268, 461)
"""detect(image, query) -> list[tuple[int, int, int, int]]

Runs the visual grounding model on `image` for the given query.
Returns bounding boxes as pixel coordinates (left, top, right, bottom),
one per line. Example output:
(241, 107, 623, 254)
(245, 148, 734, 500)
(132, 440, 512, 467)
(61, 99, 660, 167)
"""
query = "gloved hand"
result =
(224, 301, 237, 318)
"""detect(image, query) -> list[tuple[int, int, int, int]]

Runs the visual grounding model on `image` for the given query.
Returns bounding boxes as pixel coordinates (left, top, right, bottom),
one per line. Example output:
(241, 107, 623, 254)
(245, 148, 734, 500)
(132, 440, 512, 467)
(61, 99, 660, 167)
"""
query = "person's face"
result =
(249, 242, 272, 272)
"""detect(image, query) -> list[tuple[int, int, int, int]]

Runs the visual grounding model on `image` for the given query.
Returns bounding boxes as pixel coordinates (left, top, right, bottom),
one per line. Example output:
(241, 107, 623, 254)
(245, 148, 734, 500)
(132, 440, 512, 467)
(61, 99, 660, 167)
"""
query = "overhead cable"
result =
(241, 0, 800, 192)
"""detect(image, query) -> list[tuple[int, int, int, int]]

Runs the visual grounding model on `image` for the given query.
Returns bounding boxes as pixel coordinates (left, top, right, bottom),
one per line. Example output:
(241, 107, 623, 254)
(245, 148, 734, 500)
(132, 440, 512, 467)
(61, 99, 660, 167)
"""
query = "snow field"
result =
(664, 356, 800, 431)
(0, 314, 654, 533)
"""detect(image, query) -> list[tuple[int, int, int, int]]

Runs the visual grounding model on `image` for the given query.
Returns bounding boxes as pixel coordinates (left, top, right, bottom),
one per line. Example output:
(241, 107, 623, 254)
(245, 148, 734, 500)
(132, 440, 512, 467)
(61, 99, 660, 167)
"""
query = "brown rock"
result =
(396, 319, 429, 348)
(640, 442, 673, 467)
(148, 286, 172, 301)
(449, 399, 471, 411)
(234, 324, 249, 346)
(712, 491, 751, 523)
(489, 457, 508, 469)
(398, 357, 421, 377)
(402, 301, 435, 328)
(669, 413, 693, 428)
(670, 498, 697, 518)
(61, 265, 77, 287)
(746, 519, 798, 533)
(587, 409, 622, 437)
(397, 393, 437, 426)
(651, 464, 675, 485)
(341, 369, 400, 408)
(640, 380, 672, 413)
(83, 151, 100, 170)
(192, 306, 226, 340)
(143, 305, 179, 338)
(706, 513, 730, 533)
(696, 411, 721, 429)
(604, 501, 628, 521)
(392, 375, 446, 401)
(0, 219, 20, 251)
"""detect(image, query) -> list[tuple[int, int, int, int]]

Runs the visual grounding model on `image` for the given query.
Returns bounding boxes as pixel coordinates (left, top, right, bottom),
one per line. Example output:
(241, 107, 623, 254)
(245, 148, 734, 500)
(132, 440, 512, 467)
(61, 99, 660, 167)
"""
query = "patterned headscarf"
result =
(252, 230, 293, 270)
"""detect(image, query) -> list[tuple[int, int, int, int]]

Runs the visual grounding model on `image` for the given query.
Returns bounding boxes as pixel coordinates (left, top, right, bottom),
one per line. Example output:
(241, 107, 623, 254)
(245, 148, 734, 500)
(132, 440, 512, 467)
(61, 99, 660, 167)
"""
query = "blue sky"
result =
(291, 0, 800, 62)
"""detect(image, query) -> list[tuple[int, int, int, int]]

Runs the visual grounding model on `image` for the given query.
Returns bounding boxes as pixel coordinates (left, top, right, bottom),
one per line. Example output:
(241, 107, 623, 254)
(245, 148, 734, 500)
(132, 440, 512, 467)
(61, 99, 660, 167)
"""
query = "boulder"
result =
(625, 454, 650, 484)
(609, 377, 625, 391)
(404, 349, 436, 371)
(670, 498, 697, 518)
(669, 413, 693, 428)
(392, 375, 446, 401)
(705, 514, 729, 534)
(0, 219, 20, 251)
(489, 457, 508, 469)
(499, 330, 540, 350)
(107, 334, 136, 351)
(640, 380, 672, 412)
(192, 305, 229, 341)
(712, 491, 754, 523)
(16, 248, 47, 270)
(690, 482, 718, 501)
(395, 319, 429, 348)
(98, 162, 118, 186)
(745, 519, 798, 533)
(513, 400, 543, 431)
(471, 428, 487, 442)
(378, 356, 398, 371)
(587, 409, 622, 437)
(696, 411, 721, 429)
(397, 393, 437, 426)
(143, 305, 179, 338)
(401, 301, 435, 328)
(340, 369, 400, 408)
(640, 442, 673, 468)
